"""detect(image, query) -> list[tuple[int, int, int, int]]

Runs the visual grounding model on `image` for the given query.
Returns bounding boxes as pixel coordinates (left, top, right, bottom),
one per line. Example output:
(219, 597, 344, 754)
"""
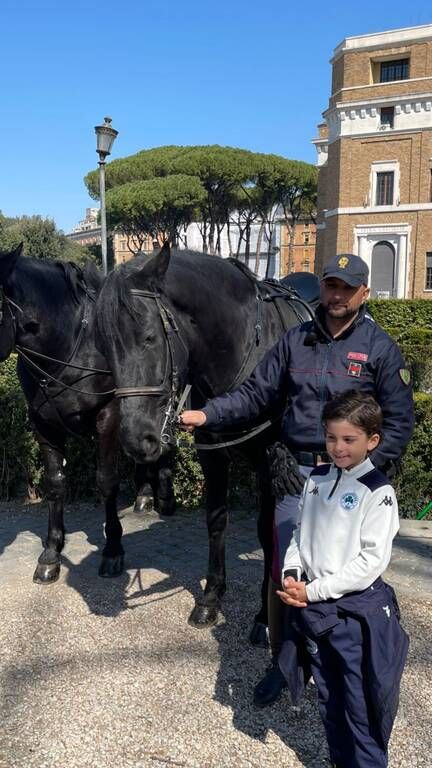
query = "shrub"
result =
(0, 357, 43, 499)
(367, 300, 432, 393)
(395, 393, 432, 518)
(367, 299, 432, 328)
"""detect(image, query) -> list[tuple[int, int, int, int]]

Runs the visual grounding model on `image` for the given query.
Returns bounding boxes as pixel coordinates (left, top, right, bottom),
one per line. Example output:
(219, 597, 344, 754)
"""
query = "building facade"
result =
(314, 24, 432, 298)
(279, 218, 316, 274)
(67, 208, 101, 247)
(68, 210, 316, 276)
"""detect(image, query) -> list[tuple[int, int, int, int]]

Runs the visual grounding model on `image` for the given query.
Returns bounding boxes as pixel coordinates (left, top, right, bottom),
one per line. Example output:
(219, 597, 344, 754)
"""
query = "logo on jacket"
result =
(379, 495, 393, 507)
(338, 256, 349, 269)
(348, 361, 362, 377)
(382, 605, 391, 618)
(309, 485, 319, 495)
(305, 636, 319, 655)
(347, 351, 369, 362)
(340, 492, 359, 510)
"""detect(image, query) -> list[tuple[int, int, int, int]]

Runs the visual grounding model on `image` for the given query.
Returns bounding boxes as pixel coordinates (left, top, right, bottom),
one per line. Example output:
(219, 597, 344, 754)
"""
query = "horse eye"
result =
(24, 321, 40, 334)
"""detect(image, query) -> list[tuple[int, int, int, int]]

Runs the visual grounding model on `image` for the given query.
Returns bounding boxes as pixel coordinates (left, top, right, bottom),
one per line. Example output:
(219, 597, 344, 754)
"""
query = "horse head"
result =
(95, 244, 188, 464)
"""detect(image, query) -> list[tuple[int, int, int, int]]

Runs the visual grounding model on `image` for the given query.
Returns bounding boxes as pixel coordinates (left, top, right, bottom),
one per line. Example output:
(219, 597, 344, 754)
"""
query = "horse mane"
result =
(10, 255, 102, 307)
(95, 248, 258, 349)
(95, 252, 153, 346)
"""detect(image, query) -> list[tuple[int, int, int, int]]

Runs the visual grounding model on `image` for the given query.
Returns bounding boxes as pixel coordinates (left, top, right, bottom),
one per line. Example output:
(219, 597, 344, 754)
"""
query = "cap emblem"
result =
(338, 256, 349, 269)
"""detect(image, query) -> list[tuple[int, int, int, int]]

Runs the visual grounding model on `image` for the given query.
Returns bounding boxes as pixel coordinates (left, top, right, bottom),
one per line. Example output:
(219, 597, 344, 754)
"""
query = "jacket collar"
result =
(313, 303, 368, 342)
(330, 457, 375, 479)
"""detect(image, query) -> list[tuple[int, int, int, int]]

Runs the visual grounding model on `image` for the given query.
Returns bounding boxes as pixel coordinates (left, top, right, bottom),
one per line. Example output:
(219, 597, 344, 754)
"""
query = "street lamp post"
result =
(94, 117, 118, 275)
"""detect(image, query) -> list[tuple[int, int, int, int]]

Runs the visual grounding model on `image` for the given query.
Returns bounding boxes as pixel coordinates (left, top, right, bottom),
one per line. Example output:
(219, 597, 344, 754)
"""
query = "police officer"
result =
(179, 253, 414, 708)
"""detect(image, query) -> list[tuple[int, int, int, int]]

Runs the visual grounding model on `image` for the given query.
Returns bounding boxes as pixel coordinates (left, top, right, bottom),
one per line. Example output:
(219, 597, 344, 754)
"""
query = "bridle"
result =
(0, 285, 114, 398)
(114, 289, 190, 446)
(0, 285, 22, 333)
(112, 283, 314, 452)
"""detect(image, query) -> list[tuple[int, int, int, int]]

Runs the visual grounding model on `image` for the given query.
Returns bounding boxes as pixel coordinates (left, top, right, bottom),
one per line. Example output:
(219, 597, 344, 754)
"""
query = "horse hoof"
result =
(33, 562, 60, 584)
(249, 621, 269, 648)
(188, 604, 219, 629)
(99, 554, 124, 578)
(134, 495, 154, 514)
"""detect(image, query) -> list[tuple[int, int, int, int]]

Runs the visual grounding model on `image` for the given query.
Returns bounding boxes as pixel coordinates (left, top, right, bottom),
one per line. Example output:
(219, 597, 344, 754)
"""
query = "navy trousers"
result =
(308, 614, 388, 768)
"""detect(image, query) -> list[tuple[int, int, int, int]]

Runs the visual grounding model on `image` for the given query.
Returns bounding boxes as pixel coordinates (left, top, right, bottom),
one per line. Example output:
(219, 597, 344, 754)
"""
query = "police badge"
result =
(399, 369, 411, 385)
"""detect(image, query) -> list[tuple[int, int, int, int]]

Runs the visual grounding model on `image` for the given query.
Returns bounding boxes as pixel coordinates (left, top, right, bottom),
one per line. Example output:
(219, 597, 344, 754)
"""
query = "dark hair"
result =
(322, 390, 382, 436)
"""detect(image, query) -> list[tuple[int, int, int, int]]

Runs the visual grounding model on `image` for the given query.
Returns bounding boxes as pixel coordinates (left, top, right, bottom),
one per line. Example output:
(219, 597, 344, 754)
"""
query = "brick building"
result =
(314, 24, 432, 298)
(279, 218, 316, 274)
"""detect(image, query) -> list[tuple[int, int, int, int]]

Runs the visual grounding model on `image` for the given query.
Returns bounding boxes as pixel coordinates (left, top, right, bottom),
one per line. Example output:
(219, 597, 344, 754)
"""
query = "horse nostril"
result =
(141, 434, 158, 453)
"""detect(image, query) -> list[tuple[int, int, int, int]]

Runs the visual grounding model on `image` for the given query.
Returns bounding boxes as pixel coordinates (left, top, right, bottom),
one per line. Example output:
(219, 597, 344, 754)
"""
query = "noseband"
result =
(0, 286, 22, 334)
(114, 289, 189, 446)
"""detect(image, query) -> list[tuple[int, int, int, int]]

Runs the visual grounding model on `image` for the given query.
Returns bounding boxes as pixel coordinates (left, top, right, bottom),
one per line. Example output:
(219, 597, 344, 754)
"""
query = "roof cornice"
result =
(331, 24, 432, 63)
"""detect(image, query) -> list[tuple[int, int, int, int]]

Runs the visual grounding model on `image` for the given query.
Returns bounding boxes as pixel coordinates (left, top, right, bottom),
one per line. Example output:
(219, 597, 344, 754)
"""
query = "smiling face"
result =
(325, 418, 380, 470)
(320, 277, 369, 322)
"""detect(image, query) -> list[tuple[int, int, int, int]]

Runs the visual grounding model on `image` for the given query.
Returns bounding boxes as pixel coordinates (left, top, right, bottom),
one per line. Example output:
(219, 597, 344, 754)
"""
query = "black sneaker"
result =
(253, 660, 287, 708)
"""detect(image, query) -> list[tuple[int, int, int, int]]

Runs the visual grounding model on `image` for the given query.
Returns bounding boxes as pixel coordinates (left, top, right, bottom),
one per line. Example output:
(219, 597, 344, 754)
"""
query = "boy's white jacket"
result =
(282, 457, 399, 602)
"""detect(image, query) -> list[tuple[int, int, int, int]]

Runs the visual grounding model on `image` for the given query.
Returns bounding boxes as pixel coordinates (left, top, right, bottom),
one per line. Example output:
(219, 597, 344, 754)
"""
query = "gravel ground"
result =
(0, 501, 431, 768)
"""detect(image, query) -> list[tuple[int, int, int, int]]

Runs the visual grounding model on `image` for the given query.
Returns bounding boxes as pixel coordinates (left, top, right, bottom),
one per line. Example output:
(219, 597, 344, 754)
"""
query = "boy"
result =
(277, 390, 409, 768)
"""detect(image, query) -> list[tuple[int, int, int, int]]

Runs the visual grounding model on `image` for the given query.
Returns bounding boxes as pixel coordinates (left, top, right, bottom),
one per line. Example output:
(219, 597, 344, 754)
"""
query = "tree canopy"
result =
(84, 145, 318, 257)
(0, 213, 95, 266)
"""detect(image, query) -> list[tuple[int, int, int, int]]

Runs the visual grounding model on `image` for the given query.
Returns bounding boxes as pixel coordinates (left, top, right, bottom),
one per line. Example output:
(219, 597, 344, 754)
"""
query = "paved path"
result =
(0, 502, 431, 768)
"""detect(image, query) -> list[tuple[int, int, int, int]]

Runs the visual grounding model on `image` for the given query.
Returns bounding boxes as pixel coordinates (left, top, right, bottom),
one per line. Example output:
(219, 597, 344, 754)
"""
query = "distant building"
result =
(66, 207, 101, 247)
(182, 212, 315, 279)
(67, 208, 316, 276)
(314, 23, 432, 298)
(279, 218, 316, 274)
(112, 232, 154, 265)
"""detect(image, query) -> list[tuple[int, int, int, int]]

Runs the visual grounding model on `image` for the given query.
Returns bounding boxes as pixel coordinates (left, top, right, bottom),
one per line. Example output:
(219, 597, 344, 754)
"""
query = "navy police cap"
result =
(322, 254, 369, 287)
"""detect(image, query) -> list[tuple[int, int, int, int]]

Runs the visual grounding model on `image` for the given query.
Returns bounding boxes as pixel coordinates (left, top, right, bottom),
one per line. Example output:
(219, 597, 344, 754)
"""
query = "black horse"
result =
(94, 245, 314, 640)
(0, 244, 175, 584)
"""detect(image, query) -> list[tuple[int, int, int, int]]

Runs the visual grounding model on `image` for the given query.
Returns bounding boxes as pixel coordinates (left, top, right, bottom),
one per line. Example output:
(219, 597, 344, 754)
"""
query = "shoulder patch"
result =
(399, 368, 411, 385)
(357, 468, 388, 493)
(310, 463, 332, 477)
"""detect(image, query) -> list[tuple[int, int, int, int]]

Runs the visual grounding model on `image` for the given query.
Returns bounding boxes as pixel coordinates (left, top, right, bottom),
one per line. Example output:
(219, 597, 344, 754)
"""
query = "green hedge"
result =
(0, 356, 430, 518)
(367, 299, 432, 328)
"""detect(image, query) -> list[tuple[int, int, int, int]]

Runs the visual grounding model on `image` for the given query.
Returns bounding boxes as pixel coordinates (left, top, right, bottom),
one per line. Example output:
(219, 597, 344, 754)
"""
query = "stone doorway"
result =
(370, 240, 396, 298)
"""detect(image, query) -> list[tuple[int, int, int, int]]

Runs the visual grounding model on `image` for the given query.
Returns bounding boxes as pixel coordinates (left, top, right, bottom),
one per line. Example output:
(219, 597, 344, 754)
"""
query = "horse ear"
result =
(0, 242, 23, 283)
(132, 243, 171, 290)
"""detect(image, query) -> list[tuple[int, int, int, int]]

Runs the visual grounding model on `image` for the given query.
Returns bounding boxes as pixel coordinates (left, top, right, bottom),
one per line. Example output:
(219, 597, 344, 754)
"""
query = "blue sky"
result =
(1, 0, 431, 233)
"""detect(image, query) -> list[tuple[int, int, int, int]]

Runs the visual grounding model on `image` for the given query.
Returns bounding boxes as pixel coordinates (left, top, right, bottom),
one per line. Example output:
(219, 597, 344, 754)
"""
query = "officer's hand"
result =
(179, 410, 207, 432)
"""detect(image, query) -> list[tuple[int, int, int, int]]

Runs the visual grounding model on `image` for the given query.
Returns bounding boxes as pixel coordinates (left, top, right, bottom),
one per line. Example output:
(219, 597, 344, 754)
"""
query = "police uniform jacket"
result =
(202, 305, 414, 468)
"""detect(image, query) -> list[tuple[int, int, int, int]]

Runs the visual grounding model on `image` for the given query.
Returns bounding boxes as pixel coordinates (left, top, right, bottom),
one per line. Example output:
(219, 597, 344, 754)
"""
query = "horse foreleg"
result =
(249, 466, 274, 648)
(33, 433, 66, 584)
(96, 403, 124, 578)
(188, 450, 229, 629)
(152, 451, 176, 516)
(134, 452, 176, 516)
(133, 462, 155, 514)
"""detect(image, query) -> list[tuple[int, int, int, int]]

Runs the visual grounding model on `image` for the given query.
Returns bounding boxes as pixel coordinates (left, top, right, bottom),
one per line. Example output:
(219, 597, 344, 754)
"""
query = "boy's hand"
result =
(276, 576, 308, 608)
(178, 410, 207, 432)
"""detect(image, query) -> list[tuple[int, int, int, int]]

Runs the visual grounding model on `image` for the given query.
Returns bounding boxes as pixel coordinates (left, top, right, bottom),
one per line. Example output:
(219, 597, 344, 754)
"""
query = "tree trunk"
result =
(209, 219, 215, 255)
(254, 221, 265, 274)
(227, 220, 233, 257)
(245, 220, 251, 262)
(287, 221, 296, 274)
